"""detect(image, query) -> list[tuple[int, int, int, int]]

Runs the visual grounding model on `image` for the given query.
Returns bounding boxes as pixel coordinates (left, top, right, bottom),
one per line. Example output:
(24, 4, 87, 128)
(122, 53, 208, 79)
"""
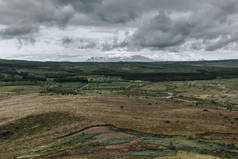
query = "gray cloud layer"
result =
(0, 0, 238, 52)
(0, 25, 39, 45)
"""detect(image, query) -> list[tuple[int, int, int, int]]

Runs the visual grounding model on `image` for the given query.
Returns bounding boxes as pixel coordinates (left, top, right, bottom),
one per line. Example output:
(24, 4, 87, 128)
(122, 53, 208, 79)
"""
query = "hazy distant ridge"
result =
(87, 55, 153, 62)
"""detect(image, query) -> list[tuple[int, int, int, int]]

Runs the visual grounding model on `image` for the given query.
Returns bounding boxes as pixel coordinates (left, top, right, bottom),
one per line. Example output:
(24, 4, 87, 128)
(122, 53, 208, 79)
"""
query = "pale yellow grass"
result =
(156, 152, 223, 159)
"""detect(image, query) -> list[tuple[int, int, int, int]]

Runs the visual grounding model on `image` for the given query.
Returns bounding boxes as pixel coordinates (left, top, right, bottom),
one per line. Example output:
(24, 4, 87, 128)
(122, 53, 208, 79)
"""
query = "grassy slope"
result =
(0, 113, 237, 159)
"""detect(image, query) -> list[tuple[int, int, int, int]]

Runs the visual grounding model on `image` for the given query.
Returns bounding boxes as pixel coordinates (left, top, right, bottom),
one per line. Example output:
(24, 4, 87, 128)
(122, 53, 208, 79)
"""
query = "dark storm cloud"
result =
(0, 0, 201, 26)
(205, 35, 238, 51)
(57, 0, 103, 13)
(60, 36, 128, 51)
(0, 25, 38, 44)
(60, 37, 99, 50)
(0, 0, 238, 51)
(127, 0, 238, 51)
(130, 12, 191, 49)
(56, 0, 139, 24)
(0, 25, 38, 38)
(61, 37, 74, 46)
(78, 39, 98, 49)
(0, 0, 75, 26)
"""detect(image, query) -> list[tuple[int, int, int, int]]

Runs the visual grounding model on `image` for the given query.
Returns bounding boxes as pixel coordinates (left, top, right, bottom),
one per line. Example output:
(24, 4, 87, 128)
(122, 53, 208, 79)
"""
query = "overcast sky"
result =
(0, 0, 238, 61)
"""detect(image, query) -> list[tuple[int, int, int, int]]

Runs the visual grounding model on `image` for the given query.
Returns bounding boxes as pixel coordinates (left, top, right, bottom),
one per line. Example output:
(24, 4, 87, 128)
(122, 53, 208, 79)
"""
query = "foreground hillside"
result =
(0, 93, 238, 159)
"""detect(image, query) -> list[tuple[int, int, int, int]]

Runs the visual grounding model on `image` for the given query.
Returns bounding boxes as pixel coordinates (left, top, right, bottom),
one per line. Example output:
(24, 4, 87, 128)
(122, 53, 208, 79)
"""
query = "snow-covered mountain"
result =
(87, 55, 153, 62)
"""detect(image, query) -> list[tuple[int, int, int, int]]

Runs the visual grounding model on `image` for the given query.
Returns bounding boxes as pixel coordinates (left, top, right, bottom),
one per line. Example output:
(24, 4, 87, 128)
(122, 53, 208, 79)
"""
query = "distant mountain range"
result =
(1, 57, 238, 64)
(87, 55, 153, 62)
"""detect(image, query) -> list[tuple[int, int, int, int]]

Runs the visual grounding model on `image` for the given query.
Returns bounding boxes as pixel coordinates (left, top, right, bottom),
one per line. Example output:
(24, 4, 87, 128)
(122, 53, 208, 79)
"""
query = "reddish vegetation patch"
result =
(105, 139, 142, 152)
(75, 126, 133, 142)
(200, 132, 238, 141)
